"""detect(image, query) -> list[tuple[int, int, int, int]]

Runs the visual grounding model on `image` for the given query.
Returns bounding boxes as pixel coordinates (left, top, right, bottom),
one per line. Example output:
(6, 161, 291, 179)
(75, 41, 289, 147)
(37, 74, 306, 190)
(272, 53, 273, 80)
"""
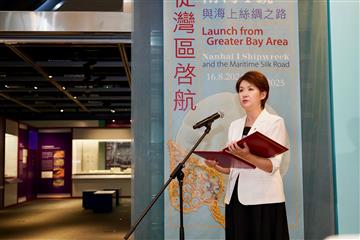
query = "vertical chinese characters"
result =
(172, 0, 197, 111)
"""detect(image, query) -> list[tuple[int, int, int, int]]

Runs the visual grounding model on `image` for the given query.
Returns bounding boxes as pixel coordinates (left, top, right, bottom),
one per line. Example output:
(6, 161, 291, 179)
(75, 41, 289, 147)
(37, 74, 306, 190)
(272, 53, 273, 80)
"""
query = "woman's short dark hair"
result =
(235, 71, 270, 108)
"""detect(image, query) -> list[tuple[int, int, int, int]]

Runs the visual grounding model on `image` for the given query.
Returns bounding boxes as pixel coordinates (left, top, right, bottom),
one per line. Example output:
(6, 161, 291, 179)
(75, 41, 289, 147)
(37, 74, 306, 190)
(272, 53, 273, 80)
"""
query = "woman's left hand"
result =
(227, 141, 252, 160)
(226, 141, 273, 173)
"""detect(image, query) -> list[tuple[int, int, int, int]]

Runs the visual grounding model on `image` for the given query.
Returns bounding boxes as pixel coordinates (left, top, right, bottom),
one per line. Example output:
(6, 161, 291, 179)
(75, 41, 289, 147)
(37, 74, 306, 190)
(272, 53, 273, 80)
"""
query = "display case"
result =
(71, 128, 132, 197)
(4, 132, 18, 207)
(72, 139, 132, 175)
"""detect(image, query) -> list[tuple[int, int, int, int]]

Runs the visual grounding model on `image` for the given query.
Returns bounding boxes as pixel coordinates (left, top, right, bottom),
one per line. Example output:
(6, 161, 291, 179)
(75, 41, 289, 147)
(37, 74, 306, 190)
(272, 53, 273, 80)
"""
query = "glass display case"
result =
(71, 128, 133, 197)
(72, 139, 132, 175)
(4, 133, 19, 206)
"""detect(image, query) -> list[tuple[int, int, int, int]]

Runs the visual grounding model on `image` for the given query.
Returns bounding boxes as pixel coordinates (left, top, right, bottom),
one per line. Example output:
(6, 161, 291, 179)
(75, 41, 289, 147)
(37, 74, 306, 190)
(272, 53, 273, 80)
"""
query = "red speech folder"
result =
(193, 150, 255, 168)
(193, 131, 288, 169)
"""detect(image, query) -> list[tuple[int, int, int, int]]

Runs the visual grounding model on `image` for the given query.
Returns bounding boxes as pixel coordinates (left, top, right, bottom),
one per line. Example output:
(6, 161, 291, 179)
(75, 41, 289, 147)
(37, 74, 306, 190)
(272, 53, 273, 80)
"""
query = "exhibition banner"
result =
(164, 0, 304, 239)
(38, 130, 72, 194)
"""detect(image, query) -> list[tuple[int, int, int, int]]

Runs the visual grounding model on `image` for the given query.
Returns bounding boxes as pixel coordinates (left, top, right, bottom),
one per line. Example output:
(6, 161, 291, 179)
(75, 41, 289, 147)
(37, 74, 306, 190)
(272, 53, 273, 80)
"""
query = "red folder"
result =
(193, 150, 255, 168)
(193, 131, 288, 169)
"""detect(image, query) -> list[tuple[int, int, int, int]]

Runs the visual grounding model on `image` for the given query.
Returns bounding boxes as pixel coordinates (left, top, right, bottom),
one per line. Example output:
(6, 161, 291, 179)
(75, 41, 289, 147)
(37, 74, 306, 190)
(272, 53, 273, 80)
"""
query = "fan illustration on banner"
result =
(167, 93, 244, 227)
(168, 140, 225, 227)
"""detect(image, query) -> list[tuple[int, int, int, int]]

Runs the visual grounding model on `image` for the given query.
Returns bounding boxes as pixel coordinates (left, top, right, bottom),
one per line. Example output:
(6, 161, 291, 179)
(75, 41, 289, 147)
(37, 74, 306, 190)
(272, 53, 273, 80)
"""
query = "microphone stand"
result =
(124, 123, 212, 240)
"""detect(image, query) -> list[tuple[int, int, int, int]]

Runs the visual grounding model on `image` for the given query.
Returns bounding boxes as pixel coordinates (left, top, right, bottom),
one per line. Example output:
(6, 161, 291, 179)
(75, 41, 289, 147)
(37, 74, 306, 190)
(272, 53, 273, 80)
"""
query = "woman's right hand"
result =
(205, 159, 230, 174)
(205, 159, 218, 168)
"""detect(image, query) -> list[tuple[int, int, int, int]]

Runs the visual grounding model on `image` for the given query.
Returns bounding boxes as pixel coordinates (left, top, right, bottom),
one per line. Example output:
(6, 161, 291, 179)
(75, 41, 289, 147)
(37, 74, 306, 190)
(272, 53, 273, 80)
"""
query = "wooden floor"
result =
(0, 198, 131, 240)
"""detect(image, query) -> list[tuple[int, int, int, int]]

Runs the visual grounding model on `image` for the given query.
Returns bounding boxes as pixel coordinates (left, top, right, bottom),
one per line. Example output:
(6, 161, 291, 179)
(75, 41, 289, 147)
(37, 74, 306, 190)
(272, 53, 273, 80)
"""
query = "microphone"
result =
(193, 112, 224, 129)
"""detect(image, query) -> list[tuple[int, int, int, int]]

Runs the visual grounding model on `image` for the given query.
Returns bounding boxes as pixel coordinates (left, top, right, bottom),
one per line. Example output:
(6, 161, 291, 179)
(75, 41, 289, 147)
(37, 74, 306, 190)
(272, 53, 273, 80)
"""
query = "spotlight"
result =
(110, 109, 116, 113)
(53, 1, 64, 10)
(60, 109, 64, 112)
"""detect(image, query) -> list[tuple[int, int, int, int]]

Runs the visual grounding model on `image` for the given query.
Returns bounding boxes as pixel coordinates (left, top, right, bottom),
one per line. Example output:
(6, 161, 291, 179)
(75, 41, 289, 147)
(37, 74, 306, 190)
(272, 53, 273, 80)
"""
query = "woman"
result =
(206, 71, 290, 240)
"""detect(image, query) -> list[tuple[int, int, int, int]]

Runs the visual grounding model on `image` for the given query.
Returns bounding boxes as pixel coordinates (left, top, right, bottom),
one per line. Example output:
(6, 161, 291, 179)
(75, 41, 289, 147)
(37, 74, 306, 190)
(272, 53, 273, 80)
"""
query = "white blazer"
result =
(224, 109, 288, 205)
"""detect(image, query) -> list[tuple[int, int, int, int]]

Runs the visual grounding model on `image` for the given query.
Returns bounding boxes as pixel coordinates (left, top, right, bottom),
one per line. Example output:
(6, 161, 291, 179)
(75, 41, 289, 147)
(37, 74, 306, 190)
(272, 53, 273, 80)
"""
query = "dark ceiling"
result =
(0, 43, 131, 122)
(0, 0, 123, 11)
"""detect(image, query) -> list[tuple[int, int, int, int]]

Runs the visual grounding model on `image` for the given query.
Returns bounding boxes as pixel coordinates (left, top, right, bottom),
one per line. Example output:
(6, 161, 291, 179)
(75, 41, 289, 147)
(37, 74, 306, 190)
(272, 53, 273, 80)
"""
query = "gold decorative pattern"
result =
(168, 140, 225, 227)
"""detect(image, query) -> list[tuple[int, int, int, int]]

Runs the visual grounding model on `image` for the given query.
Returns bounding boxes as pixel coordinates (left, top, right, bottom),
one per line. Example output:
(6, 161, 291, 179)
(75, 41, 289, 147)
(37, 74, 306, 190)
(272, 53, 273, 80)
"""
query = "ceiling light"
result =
(48, 75, 53, 79)
(60, 109, 64, 112)
(34, 86, 38, 90)
(112, 119, 115, 123)
(62, 86, 66, 90)
(110, 109, 116, 113)
(73, 96, 77, 99)
(53, 1, 64, 10)
(5, 84, 8, 88)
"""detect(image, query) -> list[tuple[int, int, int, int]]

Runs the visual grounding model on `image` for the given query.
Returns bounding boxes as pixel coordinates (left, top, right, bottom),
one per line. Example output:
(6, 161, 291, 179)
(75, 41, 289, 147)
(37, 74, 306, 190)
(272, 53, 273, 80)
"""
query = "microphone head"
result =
(217, 111, 224, 118)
